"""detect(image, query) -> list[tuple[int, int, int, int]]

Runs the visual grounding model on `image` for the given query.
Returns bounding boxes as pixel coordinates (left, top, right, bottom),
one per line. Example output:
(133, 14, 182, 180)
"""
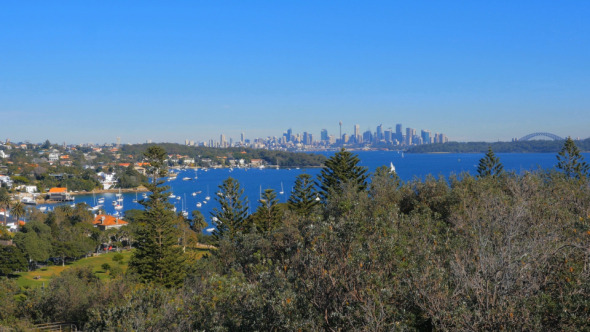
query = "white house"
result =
(0, 150, 8, 159)
(0, 175, 13, 188)
(48, 152, 59, 162)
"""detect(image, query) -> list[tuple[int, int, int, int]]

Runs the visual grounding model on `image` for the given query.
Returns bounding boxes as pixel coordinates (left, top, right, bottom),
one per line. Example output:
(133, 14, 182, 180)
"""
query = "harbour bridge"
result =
(518, 132, 564, 141)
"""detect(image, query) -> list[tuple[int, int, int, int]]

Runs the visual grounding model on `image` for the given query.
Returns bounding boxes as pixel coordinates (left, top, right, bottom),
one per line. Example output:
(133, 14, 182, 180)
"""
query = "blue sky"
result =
(1, 1, 589, 144)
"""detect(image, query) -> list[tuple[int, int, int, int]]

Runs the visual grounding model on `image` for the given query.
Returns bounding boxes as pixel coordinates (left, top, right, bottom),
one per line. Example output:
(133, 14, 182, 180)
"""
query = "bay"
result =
(38, 151, 590, 230)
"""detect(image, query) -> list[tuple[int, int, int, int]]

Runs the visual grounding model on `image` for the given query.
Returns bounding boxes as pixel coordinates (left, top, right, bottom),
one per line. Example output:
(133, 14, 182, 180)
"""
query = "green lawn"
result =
(16, 250, 134, 288)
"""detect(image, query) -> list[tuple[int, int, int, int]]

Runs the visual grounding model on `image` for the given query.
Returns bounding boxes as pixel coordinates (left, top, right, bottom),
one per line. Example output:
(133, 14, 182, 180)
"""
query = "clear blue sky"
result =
(1, 1, 589, 144)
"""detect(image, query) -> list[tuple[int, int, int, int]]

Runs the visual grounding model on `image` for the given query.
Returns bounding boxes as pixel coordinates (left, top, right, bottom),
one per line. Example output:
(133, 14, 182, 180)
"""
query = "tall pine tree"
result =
(477, 147, 504, 178)
(288, 173, 319, 217)
(252, 188, 282, 236)
(317, 148, 368, 202)
(211, 177, 250, 241)
(557, 137, 589, 179)
(128, 146, 186, 288)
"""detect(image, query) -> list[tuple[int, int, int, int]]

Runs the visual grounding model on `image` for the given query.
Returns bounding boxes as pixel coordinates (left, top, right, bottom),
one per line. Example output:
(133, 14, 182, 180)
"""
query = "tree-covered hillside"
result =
(408, 138, 590, 153)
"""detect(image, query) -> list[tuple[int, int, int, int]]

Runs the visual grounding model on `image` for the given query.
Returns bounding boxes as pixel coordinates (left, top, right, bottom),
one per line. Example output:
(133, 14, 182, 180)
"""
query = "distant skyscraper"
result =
(354, 124, 361, 143)
(396, 123, 403, 142)
(406, 128, 415, 145)
(363, 130, 372, 143)
(220, 134, 226, 148)
(241, 132, 244, 143)
(384, 129, 392, 143)
(287, 128, 293, 142)
(321, 129, 328, 141)
(421, 130, 431, 144)
(376, 124, 383, 141)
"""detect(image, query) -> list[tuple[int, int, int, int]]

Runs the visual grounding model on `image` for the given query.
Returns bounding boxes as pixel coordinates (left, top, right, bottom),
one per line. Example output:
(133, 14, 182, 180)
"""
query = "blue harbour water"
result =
(39, 151, 590, 231)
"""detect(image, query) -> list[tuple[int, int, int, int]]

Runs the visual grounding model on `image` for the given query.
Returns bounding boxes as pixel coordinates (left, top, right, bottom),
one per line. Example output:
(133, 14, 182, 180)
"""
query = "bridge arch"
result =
(519, 132, 564, 141)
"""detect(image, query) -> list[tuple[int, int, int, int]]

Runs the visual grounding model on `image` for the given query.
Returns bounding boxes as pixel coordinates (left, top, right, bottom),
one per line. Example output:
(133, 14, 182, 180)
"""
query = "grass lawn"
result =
(15, 250, 133, 289)
(15, 245, 212, 289)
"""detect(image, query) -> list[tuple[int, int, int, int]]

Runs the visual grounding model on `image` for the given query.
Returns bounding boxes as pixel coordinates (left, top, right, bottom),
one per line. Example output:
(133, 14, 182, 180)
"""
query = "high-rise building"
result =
(421, 130, 431, 144)
(384, 129, 392, 143)
(220, 134, 226, 148)
(396, 123, 403, 142)
(363, 130, 373, 143)
(376, 124, 383, 141)
(321, 129, 329, 141)
(287, 128, 293, 142)
(406, 128, 415, 145)
(354, 124, 361, 143)
(240, 132, 245, 143)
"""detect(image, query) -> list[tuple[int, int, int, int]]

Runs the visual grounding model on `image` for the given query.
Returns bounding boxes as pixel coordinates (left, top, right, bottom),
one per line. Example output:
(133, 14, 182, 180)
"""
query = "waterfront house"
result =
(48, 187, 71, 201)
(93, 214, 128, 230)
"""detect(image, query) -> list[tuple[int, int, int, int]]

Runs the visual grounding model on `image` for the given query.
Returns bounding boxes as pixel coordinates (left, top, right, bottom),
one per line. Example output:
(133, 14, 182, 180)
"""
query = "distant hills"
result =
(407, 138, 590, 153)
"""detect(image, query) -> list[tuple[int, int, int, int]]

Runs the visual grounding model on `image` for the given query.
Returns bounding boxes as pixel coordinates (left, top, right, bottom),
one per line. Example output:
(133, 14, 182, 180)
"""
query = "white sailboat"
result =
(390, 162, 396, 173)
(279, 182, 284, 195)
(196, 202, 202, 208)
(205, 185, 210, 201)
(116, 188, 123, 202)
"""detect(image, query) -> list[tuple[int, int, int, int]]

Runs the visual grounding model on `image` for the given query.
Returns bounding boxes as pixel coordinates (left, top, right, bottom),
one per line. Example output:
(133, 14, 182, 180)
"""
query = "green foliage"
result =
(14, 221, 53, 265)
(128, 146, 186, 288)
(0, 188, 10, 226)
(190, 210, 208, 233)
(317, 148, 368, 202)
(408, 138, 590, 153)
(0, 245, 27, 275)
(211, 177, 250, 241)
(101, 263, 111, 271)
(477, 146, 504, 178)
(288, 173, 319, 217)
(4, 164, 590, 330)
(252, 189, 283, 235)
(117, 165, 147, 188)
(556, 137, 589, 179)
(112, 253, 124, 263)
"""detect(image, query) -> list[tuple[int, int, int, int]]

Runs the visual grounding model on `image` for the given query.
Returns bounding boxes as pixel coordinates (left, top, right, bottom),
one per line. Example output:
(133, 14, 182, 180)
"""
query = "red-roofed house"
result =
(48, 187, 71, 201)
(93, 214, 128, 230)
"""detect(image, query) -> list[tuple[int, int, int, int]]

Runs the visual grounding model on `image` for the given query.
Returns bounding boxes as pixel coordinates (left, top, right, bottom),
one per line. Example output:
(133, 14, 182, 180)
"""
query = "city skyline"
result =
(2, 2, 589, 143)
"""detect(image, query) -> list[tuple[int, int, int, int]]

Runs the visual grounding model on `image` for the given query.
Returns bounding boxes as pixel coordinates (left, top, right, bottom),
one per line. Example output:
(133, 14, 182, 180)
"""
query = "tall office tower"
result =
(328, 135, 336, 144)
(342, 133, 349, 144)
(396, 123, 403, 142)
(116, 137, 121, 148)
(303, 132, 309, 145)
(406, 128, 415, 145)
(363, 130, 372, 144)
(321, 129, 329, 141)
(240, 132, 244, 143)
(287, 128, 293, 142)
(421, 130, 431, 145)
(220, 134, 226, 148)
(376, 124, 383, 141)
(384, 129, 392, 143)
(354, 124, 361, 143)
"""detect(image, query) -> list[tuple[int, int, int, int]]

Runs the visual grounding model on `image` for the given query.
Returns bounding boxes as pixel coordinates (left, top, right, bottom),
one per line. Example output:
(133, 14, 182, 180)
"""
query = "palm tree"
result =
(11, 202, 26, 231)
(0, 188, 10, 227)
